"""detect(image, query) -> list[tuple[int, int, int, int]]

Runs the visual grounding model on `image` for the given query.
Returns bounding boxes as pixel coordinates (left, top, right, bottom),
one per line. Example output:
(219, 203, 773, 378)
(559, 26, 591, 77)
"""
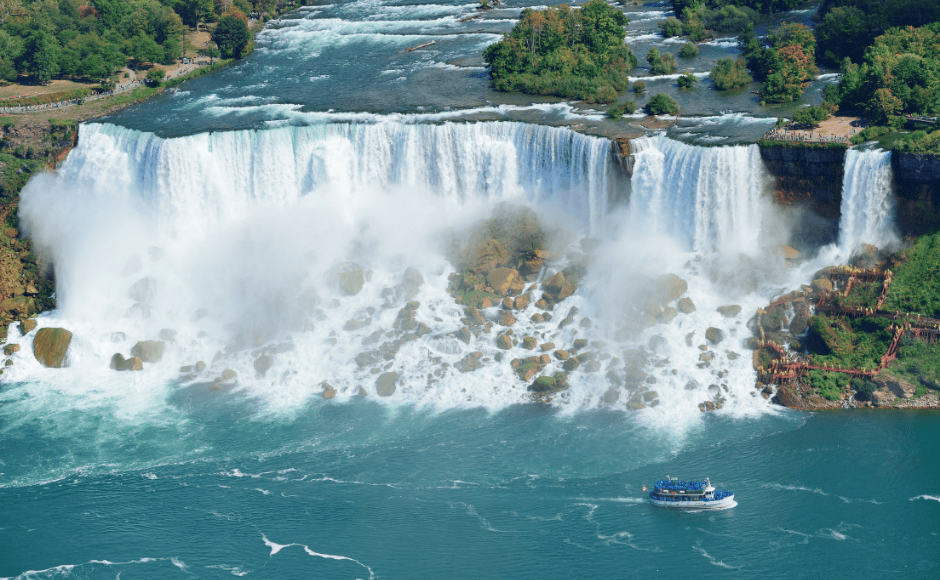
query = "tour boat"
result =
(648, 477, 734, 509)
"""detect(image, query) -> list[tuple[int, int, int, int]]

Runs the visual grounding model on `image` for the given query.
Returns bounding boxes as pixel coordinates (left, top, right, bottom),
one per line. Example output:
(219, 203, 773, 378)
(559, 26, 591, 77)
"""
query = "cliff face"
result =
(893, 152, 940, 235)
(758, 144, 846, 248)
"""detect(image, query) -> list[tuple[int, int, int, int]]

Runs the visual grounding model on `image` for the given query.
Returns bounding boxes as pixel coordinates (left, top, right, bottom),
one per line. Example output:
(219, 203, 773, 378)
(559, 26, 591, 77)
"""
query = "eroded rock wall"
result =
(893, 152, 940, 236)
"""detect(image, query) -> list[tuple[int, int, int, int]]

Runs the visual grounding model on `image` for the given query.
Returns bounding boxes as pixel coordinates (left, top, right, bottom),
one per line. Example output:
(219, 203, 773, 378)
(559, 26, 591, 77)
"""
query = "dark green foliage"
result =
(791, 102, 837, 128)
(884, 232, 940, 317)
(679, 42, 698, 59)
(850, 377, 877, 400)
(212, 14, 251, 59)
(145, 66, 166, 86)
(738, 22, 818, 103)
(895, 129, 940, 155)
(632, 81, 645, 93)
(483, 1, 638, 103)
(127, 34, 164, 67)
(805, 315, 894, 371)
(828, 24, 940, 124)
(677, 71, 698, 89)
(607, 100, 637, 119)
(660, 17, 682, 38)
(709, 57, 751, 90)
(19, 30, 60, 83)
(807, 369, 846, 400)
(646, 47, 677, 75)
(671, 0, 802, 15)
(889, 337, 940, 393)
(646, 93, 679, 115)
(816, 0, 940, 65)
(705, 5, 757, 33)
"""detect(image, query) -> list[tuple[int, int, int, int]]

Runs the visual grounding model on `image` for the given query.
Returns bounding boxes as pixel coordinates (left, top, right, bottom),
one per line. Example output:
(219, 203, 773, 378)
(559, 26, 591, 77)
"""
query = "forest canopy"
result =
(483, 0, 638, 104)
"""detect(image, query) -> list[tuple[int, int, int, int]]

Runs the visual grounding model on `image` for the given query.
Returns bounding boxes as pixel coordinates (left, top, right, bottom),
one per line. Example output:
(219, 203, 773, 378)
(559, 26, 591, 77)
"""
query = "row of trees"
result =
(0, 0, 277, 85)
(739, 22, 818, 103)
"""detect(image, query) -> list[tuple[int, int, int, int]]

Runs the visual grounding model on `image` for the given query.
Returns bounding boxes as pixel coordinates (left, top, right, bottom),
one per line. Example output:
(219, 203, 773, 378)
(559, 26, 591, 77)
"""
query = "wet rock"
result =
(457, 327, 473, 344)
(159, 329, 177, 342)
(540, 342, 555, 352)
(401, 267, 424, 299)
(602, 388, 620, 404)
(655, 273, 688, 303)
(456, 352, 485, 373)
(3, 343, 19, 355)
(514, 293, 531, 310)
(516, 356, 545, 381)
(554, 349, 570, 360)
(461, 237, 512, 274)
(464, 307, 485, 326)
(254, 354, 274, 376)
(705, 327, 724, 345)
(626, 396, 645, 410)
(717, 305, 742, 318)
(789, 304, 812, 335)
(528, 373, 570, 394)
(131, 340, 165, 363)
(772, 386, 807, 409)
(19, 319, 37, 335)
(322, 382, 337, 399)
(124, 356, 144, 371)
(642, 391, 658, 403)
(338, 268, 365, 295)
(542, 271, 576, 302)
(521, 337, 537, 350)
(585, 360, 601, 373)
(195, 361, 207, 372)
(488, 267, 523, 296)
(562, 357, 581, 371)
(129, 277, 158, 303)
(530, 313, 544, 323)
(811, 278, 833, 293)
(356, 386, 368, 397)
(648, 335, 668, 354)
(875, 374, 917, 399)
(110, 353, 127, 370)
(376, 371, 399, 396)
(221, 369, 237, 381)
(498, 312, 516, 326)
(727, 352, 740, 360)
(32, 328, 72, 368)
(659, 306, 678, 323)
(344, 318, 371, 331)
(573, 339, 588, 350)
(496, 334, 513, 349)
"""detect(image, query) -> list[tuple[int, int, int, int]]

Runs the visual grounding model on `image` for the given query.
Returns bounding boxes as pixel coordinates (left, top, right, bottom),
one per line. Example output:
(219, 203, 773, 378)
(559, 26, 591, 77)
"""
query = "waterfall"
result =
(628, 135, 771, 256)
(838, 148, 897, 254)
(43, 121, 613, 238)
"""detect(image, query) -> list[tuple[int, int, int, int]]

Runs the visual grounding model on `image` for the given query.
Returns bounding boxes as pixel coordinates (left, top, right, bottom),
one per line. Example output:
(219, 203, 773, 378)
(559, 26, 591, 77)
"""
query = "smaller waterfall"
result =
(628, 136, 771, 255)
(838, 149, 897, 254)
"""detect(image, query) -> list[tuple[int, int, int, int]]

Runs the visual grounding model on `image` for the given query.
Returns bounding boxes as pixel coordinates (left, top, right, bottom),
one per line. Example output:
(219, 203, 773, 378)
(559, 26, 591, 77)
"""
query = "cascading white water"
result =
(628, 135, 771, 256)
(13, 124, 779, 422)
(838, 148, 897, 254)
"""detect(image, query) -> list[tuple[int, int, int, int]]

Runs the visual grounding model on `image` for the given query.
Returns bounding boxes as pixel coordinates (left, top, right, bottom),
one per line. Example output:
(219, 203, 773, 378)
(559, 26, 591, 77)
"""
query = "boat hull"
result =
(649, 494, 735, 509)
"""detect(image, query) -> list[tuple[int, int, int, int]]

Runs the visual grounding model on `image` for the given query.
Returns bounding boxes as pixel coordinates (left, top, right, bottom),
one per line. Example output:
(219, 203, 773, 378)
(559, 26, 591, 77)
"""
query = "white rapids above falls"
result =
(7, 121, 899, 424)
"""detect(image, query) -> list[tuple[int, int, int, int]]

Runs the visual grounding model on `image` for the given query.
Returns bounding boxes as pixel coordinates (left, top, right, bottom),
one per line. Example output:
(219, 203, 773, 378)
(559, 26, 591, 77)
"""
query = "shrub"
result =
(677, 71, 698, 89)
(212, 14, 251, 59)
(791, 102, 837, 127)
(709, 58, 751, 90)
(632, 81, 645, 93)
(679, 42, 699, 59)
(646, 93, 679, 115)
(660, 17, 683, 37)
(647, 48, 678, 75)
(706, 5, 756, 33)
(608, 100, 638, 118)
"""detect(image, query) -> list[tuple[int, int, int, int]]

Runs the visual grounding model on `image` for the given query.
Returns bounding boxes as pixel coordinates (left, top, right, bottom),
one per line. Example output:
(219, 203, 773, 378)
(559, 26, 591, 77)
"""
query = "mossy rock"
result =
(32, 327, 72, 368)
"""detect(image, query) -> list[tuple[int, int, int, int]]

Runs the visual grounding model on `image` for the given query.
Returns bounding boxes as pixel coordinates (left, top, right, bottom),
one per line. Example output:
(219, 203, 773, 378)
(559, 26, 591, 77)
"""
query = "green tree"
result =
(632, 81, 645, 93)
(211, 13, 250, 58)
(679, 42, 698, 58)
(145, 65, 166, 85)
(815, 6, 867, 65)
(0, 30, 23, 82)
(677, 70, 698, 88)
(709, 57, 752, 90)
(660, 16, 682, 38)
(19, 30, 60, 83)
(646, 47, 677, 75)
(180, 0, 215, 29)
(127, 33, 164, 66)
(646, 93, 679, 115)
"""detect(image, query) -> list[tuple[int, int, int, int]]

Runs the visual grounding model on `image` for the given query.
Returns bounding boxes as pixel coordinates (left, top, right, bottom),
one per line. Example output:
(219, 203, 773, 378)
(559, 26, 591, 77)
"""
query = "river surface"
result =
(2, 1, 938, 578)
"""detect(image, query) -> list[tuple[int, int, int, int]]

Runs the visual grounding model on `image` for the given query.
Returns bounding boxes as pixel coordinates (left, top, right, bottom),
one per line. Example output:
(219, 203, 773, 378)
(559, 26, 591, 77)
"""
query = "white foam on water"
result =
(628, 71, 710, 82)
(692, 544, 741, 568)
(911, 494, 940, 502)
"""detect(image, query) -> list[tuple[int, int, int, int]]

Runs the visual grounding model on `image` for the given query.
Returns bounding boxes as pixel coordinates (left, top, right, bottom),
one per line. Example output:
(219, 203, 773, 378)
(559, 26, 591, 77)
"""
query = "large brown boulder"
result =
(875, 374, 917, 399)
(131, 340, 165, 363)
(811, 278, 833, 293)
(677, 297, 696, 313)
(337, 268, 365, 295)
(655, 273, 688, 303)
(487, 267, 523, 296)
(527, 373, 569, 394)
(542, 271, 576, 301)
(717, 305, 742, 318)
(33, 327, 72, 368)
(773, 386, 807, 409)
(461, 237, 512, 274)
